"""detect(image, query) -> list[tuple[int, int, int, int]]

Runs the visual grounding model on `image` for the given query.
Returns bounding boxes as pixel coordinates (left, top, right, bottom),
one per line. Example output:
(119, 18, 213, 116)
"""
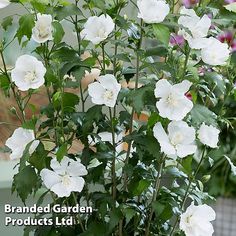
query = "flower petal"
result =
(176, 144, 197, 158)
(40, 169, 61, 189)
(154, 79, 172, 98)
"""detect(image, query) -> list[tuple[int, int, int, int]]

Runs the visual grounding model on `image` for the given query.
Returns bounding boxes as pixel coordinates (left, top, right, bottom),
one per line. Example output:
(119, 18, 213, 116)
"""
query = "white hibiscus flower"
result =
(153, 121, 197, 158)
(198, 123, 220, 148)
(137, 0, 170, 24)
(11, 55, 46, 91)
(0, 0, 10, 8)
(80, 14, 115, 45)
(32, 14, 53, 43)
(178, 7, 211, 49)
(180, 202, 216, 236)
(5, 127, 39, 160)
(154, 79, 193, 121)
(88, 74, 121, 107)
(201, 37, 230, 66)
(40, 156, 88, 198)
(81, 68, 101, 90)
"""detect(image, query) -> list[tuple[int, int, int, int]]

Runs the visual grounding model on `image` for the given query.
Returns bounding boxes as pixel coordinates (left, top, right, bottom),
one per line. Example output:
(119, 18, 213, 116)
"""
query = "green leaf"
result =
(152, 201, 165, 216)
(132, 179, 150, 196)
(22, 117, 37, 130)
(52, 45, 79, 62)
(190, 104, 217, 126)
(13, 166, 39, 203)
(204, 72, 226, 95)
(30, 0, 47, 13)
(145, 46, 168, 57)
(181, 156, 192, 175)
(159, 203, 173, 221)
(53, 92, 79, 113)
(123, 208, 136, 225)
(231, 52, 236, 65)
(1, 16, 13, 31)
(29, 143, 48, 171)
(108, 208, 122, 232)
(56, 144, 67, 161)
(0, 74, 10, 90)
(126, 85, 155, 114)
(153, 24, 170, 46)
(80, 222, 107, 236)
(52, 21, 65, 44)
(16, 14, 35, 43)
(55, 4, 82, 21)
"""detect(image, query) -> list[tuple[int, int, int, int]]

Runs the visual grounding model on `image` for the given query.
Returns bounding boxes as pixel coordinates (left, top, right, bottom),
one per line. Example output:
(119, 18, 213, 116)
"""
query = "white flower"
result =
(178, 7, 211, 49)
(63, 74, 76, 82)
(137, 0, 170, 24)
(88, 74, 121, 107)
(80, 14, 115, 45)
(154, 79, 193, 121)
(32, 14, 53, 43)
(40, 156, 88, 198)
(5, 127, 39, 160)
(201, 37, 230, 66)
(0, 0, 10, 8)
(11, 55, 46, 91)
(198, 123, 220, 148)
(180, 202, 216, 236)
(81, 68, 101, 90)
(153, 121, 197, 158)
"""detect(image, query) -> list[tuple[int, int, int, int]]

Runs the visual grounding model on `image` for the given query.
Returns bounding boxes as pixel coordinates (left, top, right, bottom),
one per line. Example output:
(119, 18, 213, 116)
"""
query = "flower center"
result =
(98, 28, 106, 38)
(38, 24, 51, 38)
(61, 175, 71, 187)
(186, 214, 193, 224)
(170, 132, 184, 146)
(24, 71, 37, 83)
(103, 90, 114, 101)
(166, 93, 178, 106)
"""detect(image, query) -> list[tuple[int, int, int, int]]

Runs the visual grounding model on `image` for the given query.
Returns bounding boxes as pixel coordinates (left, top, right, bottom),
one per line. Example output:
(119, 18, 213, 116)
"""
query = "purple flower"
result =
(170, 34, 185, 47)
(182, 0, 199, 8)
(225, 0, 236, 4)
(231, 40, 236, 52)
(217, 31, 234, 44)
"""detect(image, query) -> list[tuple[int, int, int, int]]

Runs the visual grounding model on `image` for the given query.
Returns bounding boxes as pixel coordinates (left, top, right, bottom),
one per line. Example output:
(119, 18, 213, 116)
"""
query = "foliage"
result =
(0, 0, 235, 235)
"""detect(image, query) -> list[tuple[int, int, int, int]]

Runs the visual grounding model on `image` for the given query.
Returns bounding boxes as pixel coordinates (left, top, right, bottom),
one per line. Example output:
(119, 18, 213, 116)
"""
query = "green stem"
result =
(80, 83, 85, 113)
(0, 50, 26, 123)
(102, 43, 106, 74)
(72, 193, 85, 232)
(170, 147, 207, 236)
(145, 156, 165, 236)
(181, 47, 190, 80)
(109, 107, 117, 201)
(123, 20, 143, 191)
(74, 0, 81, 54)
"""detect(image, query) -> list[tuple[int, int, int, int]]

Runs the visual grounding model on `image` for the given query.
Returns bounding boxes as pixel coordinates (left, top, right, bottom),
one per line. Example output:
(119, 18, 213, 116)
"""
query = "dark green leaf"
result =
(1, 16, 13, 31)
(153, 24, 170, 46)
(55, 4, 82, 21)
(16, 14, 35, 43)
(190, 104, 217, 126)
(13, 165, 39, 203)
(52, 21, 65, 44)
(56, 143, 67, 161)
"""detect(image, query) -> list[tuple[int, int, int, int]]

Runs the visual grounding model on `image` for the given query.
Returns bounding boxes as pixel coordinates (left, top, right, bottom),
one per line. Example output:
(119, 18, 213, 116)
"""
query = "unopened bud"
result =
(10, 107, 17, 115)
(202, 175, 211, 183)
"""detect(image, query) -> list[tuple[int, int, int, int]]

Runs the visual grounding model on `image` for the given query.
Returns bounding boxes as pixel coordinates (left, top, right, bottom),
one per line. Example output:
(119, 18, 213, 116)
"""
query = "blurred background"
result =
(0, 1, 236, 236)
